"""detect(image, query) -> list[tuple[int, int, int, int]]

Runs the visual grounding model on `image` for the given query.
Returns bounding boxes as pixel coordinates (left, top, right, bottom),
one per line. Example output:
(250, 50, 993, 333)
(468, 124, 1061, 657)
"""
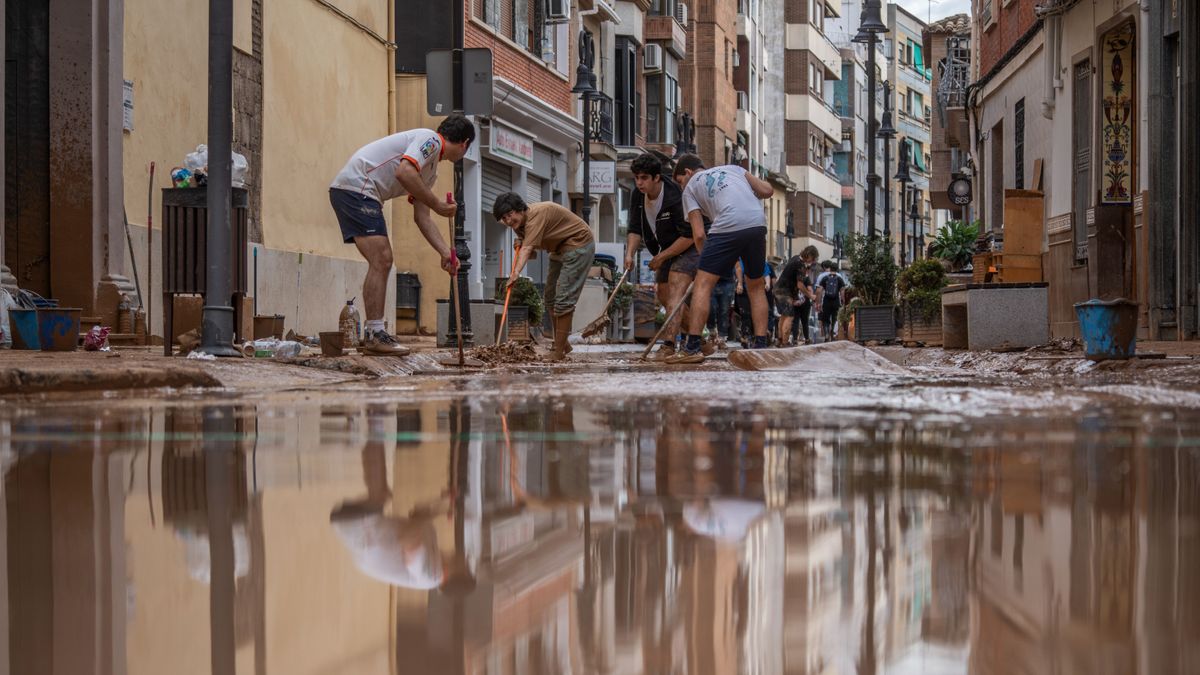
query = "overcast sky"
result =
(892, 0, 973, 23)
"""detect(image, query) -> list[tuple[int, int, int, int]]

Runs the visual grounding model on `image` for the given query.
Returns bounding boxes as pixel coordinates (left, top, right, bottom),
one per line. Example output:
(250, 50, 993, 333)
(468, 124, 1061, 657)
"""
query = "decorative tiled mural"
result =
(1101, 21, 1135, 205)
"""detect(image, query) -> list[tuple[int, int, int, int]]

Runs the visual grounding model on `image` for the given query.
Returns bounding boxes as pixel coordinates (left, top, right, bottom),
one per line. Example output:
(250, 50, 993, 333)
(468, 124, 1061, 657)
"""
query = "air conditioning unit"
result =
(737, 91, 749, 110)
(675, 2, 689, 26)
(546, 0, 570, 23)
(644, 43, 663, 72)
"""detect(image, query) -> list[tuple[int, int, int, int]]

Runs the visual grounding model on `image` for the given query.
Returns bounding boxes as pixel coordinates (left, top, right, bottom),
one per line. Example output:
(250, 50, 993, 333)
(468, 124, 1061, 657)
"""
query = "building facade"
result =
(885, 4, 933, 263)
(924, 14, 972, 222)
(967, 0, 1199, 340)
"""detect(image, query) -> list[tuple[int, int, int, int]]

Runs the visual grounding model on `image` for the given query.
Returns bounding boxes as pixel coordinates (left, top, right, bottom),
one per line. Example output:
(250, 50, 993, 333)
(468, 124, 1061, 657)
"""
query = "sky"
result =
(893, 0, 973, 23)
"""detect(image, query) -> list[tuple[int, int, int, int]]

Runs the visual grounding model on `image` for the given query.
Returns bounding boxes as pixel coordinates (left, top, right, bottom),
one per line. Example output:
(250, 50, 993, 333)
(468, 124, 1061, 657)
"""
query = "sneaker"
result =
(664, 349, 705, 365)
(653, 343, 677, 361)
(700, 339, 717, 356)
(361, 330, 411, 356)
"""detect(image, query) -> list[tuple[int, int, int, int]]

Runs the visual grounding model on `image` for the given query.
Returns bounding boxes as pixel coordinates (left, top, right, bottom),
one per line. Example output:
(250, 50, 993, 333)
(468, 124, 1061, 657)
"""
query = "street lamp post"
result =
(894, 139, 912, 268)
(877, 81, 897, 262)
(913, 201, 924, 262)
(853, 1, 887, 238)
(572, 30, 597, 225)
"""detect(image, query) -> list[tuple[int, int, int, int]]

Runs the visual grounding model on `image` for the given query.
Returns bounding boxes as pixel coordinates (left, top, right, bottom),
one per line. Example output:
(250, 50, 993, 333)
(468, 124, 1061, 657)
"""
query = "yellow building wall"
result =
(261, 0, 391, 261)
(394, 75, 454, 331)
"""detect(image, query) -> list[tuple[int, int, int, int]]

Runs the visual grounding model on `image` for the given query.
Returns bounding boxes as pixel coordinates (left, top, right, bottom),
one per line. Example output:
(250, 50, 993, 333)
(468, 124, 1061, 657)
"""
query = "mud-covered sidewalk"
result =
(0, 337, 1198, 396)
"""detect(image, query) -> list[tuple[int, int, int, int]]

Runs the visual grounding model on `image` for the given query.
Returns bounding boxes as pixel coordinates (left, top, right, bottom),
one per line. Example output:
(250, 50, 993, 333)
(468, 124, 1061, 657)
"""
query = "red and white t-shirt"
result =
(331, 128, 443, 203)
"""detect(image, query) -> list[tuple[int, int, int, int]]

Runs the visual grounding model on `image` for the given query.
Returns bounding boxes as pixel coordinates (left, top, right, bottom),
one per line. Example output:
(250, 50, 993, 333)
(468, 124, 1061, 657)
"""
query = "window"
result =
(650, 0, 678, 17)
(811, 63, 823, 95)
(912, 140, 926, 172)
(475, 0, 543, 57)
(615, 38, 640, 146)
(645, 57, 679, 144)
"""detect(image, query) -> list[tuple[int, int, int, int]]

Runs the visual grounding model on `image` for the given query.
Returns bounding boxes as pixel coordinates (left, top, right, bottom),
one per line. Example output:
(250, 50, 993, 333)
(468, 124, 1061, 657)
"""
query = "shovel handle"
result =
(641, 281, 694, 360)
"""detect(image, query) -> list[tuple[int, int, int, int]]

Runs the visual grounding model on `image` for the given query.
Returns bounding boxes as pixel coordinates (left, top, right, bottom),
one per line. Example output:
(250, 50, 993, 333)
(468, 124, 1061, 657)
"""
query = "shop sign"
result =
(575, 160, 616, 194)
(491, 121, 535, 169)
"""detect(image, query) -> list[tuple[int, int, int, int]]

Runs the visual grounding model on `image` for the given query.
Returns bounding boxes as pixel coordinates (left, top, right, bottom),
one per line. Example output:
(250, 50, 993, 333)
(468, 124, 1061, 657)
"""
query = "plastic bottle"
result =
(339, 298, 361, 347)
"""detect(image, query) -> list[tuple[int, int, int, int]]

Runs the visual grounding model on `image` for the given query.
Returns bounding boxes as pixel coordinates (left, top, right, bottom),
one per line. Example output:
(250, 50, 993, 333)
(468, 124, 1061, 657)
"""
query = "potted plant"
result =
(845, 234, 899, 342)
(494, 277, 544, 341)
(930, 219, 981, 272)
(897, 258, 948, 345)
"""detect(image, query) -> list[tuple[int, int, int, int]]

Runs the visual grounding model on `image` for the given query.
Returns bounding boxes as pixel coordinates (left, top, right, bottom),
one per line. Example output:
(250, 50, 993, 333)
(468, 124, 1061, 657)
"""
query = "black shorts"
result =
(654, 247, 701, 284)
(819, 303, 840, 325)
(773, 291, 796, 317)
(330, 188, 387, 243)
(698, 226, 767, 279)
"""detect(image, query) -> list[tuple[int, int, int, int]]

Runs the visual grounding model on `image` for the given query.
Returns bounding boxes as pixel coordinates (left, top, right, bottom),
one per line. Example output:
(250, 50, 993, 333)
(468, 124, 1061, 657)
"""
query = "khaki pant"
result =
(543, 242, 596, 314)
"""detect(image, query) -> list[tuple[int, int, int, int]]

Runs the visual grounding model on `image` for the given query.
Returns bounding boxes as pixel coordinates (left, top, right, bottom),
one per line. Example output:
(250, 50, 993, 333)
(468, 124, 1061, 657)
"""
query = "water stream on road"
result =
(1, 370, 1198, 674)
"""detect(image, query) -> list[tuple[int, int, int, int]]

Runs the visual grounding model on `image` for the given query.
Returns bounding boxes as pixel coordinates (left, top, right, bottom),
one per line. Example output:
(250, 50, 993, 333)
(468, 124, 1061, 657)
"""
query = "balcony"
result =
(645, 15, 686, 58)
(786, 92, 841, 142)
(896, 110, 931, 141)
(786, 164, 841, 207)
(588, 91, 618, 160)
(785, 22, 840, 80)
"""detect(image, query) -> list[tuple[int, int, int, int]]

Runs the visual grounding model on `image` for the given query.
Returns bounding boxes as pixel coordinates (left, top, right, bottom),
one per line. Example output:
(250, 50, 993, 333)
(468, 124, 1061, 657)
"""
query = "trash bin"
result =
(395, 272, 421, 335)
(1075, 298, 1138, 360)
(161, 187, 250, 355)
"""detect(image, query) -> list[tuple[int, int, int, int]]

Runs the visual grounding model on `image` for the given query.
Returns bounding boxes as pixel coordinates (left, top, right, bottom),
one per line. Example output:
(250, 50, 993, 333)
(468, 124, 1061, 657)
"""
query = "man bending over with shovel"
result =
(493, 193, 595, 361)
(624, 152, 703, 361)
(667, 154, 774, 364)
(329, 114, 475, 355)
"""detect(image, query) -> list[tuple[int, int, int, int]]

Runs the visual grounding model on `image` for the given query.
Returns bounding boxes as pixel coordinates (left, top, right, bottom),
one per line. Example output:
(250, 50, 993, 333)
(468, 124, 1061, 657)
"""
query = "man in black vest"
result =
(624, 153, 703, 360)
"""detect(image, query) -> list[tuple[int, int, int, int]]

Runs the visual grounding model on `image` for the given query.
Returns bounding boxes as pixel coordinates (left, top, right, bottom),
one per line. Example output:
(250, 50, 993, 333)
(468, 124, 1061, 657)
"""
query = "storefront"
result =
(461, 79, 578, 299)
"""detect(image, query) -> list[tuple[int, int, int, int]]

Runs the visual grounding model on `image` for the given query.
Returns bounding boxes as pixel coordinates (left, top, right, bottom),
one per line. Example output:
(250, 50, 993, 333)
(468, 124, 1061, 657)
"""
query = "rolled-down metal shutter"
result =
(482, 160, 511, 215)
(525, 176, 545, 205)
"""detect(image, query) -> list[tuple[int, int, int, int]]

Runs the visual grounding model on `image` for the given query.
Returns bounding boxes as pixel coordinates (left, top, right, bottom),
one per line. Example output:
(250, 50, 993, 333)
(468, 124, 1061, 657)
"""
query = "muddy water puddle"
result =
(1, 386, 1198, 674)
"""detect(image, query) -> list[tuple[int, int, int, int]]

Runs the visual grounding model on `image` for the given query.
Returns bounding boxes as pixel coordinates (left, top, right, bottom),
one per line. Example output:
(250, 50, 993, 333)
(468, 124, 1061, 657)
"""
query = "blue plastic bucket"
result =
(1074, 298, 1137, 360)
(37, 307, 81, 352)
(9, 308, 40, 350)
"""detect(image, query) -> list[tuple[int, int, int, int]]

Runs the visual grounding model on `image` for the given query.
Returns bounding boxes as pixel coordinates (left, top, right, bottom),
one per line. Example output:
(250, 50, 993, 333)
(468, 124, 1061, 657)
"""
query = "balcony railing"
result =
(589, 92, 614, 146)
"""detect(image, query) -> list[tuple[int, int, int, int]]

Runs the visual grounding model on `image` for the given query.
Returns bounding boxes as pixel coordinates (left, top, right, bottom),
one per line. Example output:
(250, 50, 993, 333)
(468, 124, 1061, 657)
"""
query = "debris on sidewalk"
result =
(467, 343, 542, 366)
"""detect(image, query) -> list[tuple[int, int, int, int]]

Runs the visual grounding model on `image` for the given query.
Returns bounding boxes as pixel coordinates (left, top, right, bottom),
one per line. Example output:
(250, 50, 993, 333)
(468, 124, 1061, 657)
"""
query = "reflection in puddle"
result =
(0, 395, 1198, 674)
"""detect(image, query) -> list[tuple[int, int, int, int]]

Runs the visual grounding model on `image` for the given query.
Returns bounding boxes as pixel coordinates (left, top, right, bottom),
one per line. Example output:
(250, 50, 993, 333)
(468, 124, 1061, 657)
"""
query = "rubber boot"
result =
(550, 311, 574, 361)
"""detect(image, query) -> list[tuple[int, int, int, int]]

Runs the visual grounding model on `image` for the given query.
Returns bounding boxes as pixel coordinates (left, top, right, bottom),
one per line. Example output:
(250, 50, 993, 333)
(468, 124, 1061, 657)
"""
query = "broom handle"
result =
(447, 192, 464, 366)
(495, 245, 520, 346)
(641, 281, 694, 360)
(597, 268, 631, 318)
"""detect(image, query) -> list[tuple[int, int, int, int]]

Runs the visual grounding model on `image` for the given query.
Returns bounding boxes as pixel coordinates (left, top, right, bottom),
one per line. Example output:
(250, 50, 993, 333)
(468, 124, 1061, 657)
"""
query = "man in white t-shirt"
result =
(666, 154, 774, 364)
(329, 114, 475, 355)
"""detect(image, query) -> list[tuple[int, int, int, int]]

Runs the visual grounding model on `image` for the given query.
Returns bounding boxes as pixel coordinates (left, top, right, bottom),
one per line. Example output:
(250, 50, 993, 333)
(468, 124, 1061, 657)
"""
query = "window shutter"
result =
(482, 160, 512, 216)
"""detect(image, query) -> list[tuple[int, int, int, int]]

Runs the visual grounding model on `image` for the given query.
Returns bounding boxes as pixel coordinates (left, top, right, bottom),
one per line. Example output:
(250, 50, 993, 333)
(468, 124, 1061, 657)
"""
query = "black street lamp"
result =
(853, 1, 887, 238)
(785, 208, 795, 259)
(894, 139, 912, 268)
(877, 81, 896, 262)
(912, 200, 924, 262)
(572, 29, 597, 225)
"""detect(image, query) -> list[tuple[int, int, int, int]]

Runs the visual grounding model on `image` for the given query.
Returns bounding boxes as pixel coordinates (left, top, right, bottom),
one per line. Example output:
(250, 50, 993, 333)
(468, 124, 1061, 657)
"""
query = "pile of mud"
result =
(467, 343, 543, 365)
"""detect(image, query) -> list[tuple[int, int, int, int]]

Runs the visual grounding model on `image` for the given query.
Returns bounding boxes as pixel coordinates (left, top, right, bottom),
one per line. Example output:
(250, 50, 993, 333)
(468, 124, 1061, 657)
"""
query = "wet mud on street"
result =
(1, 347, 1198, 674)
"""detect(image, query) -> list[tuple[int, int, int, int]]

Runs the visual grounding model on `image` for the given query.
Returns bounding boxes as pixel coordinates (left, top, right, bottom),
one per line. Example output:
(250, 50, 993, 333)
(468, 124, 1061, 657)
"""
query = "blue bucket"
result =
(1074, 298, 1138, 360)
(9, 308, 40, 350)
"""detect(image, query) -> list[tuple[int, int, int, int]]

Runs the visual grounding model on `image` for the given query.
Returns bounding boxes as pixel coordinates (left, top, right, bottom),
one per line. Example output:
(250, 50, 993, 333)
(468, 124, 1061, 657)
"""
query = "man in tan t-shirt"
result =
(492, 192, 596, 361)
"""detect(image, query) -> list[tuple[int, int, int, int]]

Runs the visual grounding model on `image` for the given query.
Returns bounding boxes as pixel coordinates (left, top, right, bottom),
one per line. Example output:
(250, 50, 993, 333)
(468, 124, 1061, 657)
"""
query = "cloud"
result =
(893, 0, 973, 23)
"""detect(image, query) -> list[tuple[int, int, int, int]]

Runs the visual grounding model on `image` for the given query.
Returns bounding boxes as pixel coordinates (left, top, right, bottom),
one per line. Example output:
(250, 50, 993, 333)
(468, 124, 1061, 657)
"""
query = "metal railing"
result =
(589, 92, 614, 145)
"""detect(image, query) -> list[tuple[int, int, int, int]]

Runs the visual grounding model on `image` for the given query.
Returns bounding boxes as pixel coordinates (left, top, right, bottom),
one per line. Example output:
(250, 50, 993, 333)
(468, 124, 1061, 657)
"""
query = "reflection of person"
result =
(493, 194, 596, 361)
(330, 506, 445, 590)
(681, 499, 768, 545)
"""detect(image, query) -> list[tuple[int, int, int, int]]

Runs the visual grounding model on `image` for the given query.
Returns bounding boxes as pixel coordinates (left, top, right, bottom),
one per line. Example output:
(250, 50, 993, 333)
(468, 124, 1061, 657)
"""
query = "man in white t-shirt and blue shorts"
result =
(666, 154, 774, 364)
(329, 114, 475, 355)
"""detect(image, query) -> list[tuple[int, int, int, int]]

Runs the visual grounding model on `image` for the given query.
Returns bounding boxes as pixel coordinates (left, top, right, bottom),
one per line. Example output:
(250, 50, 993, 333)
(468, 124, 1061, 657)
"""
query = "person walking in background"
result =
(815, 260, 847, 342)
(774, 245, 819, 346)
(329, 114, 476, 355)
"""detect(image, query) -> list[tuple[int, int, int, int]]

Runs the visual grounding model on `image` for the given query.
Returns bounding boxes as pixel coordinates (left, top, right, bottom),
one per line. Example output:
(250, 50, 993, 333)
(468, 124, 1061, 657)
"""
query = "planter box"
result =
(855, 305, 897, 341)
(901, 308, 943, 346)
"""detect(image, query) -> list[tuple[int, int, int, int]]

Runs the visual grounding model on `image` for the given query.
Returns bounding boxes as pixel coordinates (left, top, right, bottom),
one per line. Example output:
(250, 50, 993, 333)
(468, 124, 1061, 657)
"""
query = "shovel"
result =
(581, 268, 631, 339)
(640, 281, 694, 360)
(495, 245, 521, 346)
(437, 192, 484, 369)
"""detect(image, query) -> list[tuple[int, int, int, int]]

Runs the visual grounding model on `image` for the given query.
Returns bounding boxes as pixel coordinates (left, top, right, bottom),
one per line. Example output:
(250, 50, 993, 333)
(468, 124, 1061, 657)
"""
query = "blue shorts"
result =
(330, 188, 387, 243)
(699, 226, 767, 279)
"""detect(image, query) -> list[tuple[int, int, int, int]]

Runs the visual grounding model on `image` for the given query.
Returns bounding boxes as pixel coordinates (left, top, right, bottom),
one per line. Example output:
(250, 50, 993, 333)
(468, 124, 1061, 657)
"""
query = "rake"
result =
(580, 268, 631, 339)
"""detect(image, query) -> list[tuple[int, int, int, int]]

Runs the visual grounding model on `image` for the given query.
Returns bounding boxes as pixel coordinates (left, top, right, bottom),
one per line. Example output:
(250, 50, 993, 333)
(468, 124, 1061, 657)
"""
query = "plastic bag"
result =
(83, 325, 112, 351)
(232, 152, 248, 188)
(185, 144, 208, 174)
(0, 289, 14, 348)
